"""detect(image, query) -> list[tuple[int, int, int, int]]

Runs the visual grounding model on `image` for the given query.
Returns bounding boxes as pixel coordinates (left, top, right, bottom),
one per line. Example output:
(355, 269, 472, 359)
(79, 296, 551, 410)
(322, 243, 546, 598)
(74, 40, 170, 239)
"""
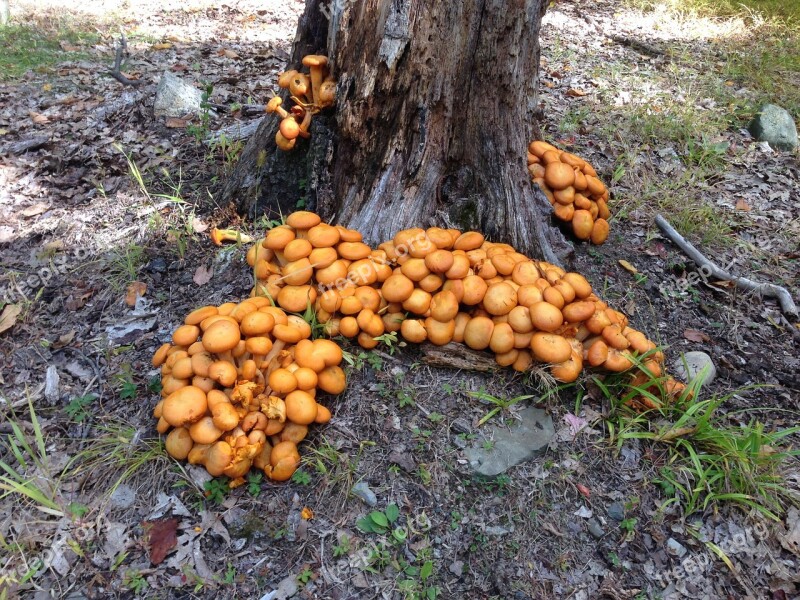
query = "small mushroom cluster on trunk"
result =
(152, 299, 345, 486)
(528, 141, 611, 245)
(267, 55, 336, 151)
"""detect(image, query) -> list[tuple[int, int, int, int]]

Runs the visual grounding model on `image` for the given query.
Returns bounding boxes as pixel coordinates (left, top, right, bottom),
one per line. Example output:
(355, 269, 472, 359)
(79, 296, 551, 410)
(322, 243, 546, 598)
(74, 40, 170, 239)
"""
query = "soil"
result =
(0, 0, 798, 599)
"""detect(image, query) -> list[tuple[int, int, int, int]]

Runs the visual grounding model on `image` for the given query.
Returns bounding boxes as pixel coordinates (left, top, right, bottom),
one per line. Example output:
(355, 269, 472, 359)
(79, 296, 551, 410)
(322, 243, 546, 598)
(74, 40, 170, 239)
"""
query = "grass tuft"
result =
(598, 353, 800, 519)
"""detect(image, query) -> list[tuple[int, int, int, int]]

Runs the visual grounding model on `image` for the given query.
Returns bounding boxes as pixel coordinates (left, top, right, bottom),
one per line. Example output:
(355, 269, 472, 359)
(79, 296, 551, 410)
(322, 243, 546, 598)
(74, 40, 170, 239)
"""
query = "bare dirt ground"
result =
(0, 0, 799, 599)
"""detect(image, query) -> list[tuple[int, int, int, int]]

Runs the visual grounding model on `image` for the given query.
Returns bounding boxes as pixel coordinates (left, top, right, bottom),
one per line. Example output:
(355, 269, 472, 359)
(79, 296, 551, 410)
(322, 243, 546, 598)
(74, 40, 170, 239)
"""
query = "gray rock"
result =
(449, 560, 464, 576)
(273, 574, 299, 599)
(587, 518, 605, 538)
(607, 502, 625, 522)
(484, 524, 513, 536)
(154, 72, 205, 118)
(351, 481, 377, 506)
(673, 351, 716, 386)
(748, 104, 798, 151)
(667, 537, 687, 558)
(464, 407, 555, 476)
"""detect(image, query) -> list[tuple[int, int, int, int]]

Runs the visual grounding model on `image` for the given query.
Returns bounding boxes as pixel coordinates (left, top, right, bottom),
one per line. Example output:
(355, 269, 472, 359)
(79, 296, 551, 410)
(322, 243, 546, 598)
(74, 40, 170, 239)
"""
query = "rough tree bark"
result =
(222, 0, 572, 265)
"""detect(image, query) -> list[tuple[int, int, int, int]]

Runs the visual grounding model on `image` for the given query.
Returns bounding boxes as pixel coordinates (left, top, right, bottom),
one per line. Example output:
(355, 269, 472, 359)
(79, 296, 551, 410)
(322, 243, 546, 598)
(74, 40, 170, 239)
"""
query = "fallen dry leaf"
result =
(218, 48, 239, 59)
(618, 259, 638, 274)
(52, 330, 75, 349)
(29, 111, 50, 125)
(0, 304, 22, 335)
(301, 507, 314, 520)
(42, 83, 53, 92)
(165, 117, 189, 128)
(577, 484, 591, 499)
(193, 265, 213, 286)
(735, 198, 751, 212)
(22, 203, 50, 217)
(151, 42, 174, 51)
(566, 88, 589, 97)
(143, 518, 179, 565)
(125, 281, 147, 306)
(191, 217, 209, 233)
(0, 128, 7, 136)
(683, 329, 710, 343)
(59, 41, 81, 52)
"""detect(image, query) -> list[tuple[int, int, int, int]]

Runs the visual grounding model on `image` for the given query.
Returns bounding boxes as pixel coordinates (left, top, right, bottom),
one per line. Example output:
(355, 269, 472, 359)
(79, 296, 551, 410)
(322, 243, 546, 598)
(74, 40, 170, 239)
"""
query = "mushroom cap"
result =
(572, 210, 594, 240)
(489, 322, 516, 354)
(286, 211, 322, 230)
(275, 130, 296, 151)
(173, 324, 200, 347)
(307, 223, 340, 248)
(590, 219, 609, 245)
(285, 390, 319, 424)
(424, 317, 456, 345)
(453, 231, 485, 251)
(516, 284, 544, 307)
(529, 301, 564, 332)
(338, 241, 372, 261)
(277, 70, 298, 88)
(445, 254, 471, 279)
(562, 300, 596, 323)
(400, 319, 427, 344)
(461, 275, 488, 306)
(189, 416, 224, 445)
(302, 54, 329, 67)
(162, 386, 208, 427)
(152, 343, 172, 367)
(277, 285, 316, 314)
(269, 368, 298, 395)
(202, 319, 241, 354)
(482, 282, 518, 316)
(530, 333, 572, 364)
(280, 117, 301, 140)
(551, 350, 583, 382)
(430, 290, 459, 322)
(240, 311, 276, 336)
(402, 288, 432, 315)
(507, 305, 534, 333)
(165, 427, 194, 459)
(266, 96, 283, 113)
(463, 316, 494, 350)
(318, 365, 347, 395)
(185, 306, 219, 326)
(544, 162, 575, 190)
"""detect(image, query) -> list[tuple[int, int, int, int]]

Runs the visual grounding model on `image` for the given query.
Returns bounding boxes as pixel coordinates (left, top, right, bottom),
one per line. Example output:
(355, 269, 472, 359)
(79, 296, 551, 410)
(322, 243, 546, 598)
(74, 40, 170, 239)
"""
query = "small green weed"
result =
(64, 393, 98, 422)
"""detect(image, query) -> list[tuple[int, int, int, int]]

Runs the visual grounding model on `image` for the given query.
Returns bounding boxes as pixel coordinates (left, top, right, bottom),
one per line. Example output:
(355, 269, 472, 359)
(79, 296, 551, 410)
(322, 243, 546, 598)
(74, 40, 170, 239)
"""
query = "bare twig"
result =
(108, 33, 143, 87)
(655, 214, 798, 318)
(608, 34, 664, 57)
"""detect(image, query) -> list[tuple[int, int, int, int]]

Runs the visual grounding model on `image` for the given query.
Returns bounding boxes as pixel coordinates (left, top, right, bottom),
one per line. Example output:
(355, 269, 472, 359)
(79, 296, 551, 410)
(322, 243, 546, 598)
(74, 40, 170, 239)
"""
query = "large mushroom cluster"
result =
(151, 298, 346, 485)
(155, 211, 684, 485)
(247, 211, 676, 387)
(528, 140, 611, 245)
(267, 55, 336, 151)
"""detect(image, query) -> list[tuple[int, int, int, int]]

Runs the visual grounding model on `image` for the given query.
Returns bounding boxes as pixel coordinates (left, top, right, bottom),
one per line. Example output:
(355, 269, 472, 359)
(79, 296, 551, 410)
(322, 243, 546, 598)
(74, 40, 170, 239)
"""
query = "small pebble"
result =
(351, 481, 377, 506)
(587, 518, 605, 538)
(667, 537, 687, 558)
(607, 502, 625, 522)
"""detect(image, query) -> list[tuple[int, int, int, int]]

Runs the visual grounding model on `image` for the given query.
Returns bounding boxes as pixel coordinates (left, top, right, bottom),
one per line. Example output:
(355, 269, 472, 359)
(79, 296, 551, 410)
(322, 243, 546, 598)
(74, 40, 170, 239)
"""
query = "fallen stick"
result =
(655, 214, 798, 318)
(108, 33, 143, 87)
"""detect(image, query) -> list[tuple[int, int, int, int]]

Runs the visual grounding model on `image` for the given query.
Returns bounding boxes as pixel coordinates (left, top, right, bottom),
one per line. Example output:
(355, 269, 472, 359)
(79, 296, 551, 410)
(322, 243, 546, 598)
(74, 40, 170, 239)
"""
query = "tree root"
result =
(655, 214, 798, 318)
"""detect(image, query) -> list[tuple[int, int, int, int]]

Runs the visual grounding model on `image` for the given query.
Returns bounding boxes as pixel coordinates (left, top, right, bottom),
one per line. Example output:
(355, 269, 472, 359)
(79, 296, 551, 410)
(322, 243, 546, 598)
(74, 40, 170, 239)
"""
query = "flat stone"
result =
(154, 72, 205, 118)
(449, 560, 464, 576)
(748, 104, 798, 151)
(607, 501, 625, 522)
(464, 407, 554, 476)
(351, 481, 377, 507)
(667, 537, 687, 558)
(273, 575, 299, 599)
(587, 518, 605, 539)
(673, 351, 716, 386)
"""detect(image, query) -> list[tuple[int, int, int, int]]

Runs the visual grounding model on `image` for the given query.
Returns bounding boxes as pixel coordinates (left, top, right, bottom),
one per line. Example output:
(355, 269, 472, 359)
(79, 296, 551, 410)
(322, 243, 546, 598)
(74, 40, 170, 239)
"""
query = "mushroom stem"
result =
(308, 66, 323, 108)
(211, 228, 254, 246)
(298, 109, 312, 139)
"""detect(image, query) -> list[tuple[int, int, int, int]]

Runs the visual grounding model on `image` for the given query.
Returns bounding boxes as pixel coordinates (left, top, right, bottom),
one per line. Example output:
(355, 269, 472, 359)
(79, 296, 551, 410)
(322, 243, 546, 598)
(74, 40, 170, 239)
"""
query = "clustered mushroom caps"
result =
(152, 298, 343, 486)
(156, 211, 687, 484)
(247, 211, 685, 394)
(528, 140, 611, 245)
(267, 55, 336, 152)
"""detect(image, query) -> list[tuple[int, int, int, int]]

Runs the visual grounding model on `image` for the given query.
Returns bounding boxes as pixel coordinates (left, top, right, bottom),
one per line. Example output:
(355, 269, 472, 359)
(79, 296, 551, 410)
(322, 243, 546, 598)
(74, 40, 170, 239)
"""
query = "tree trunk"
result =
(222, 0, 572, 265)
